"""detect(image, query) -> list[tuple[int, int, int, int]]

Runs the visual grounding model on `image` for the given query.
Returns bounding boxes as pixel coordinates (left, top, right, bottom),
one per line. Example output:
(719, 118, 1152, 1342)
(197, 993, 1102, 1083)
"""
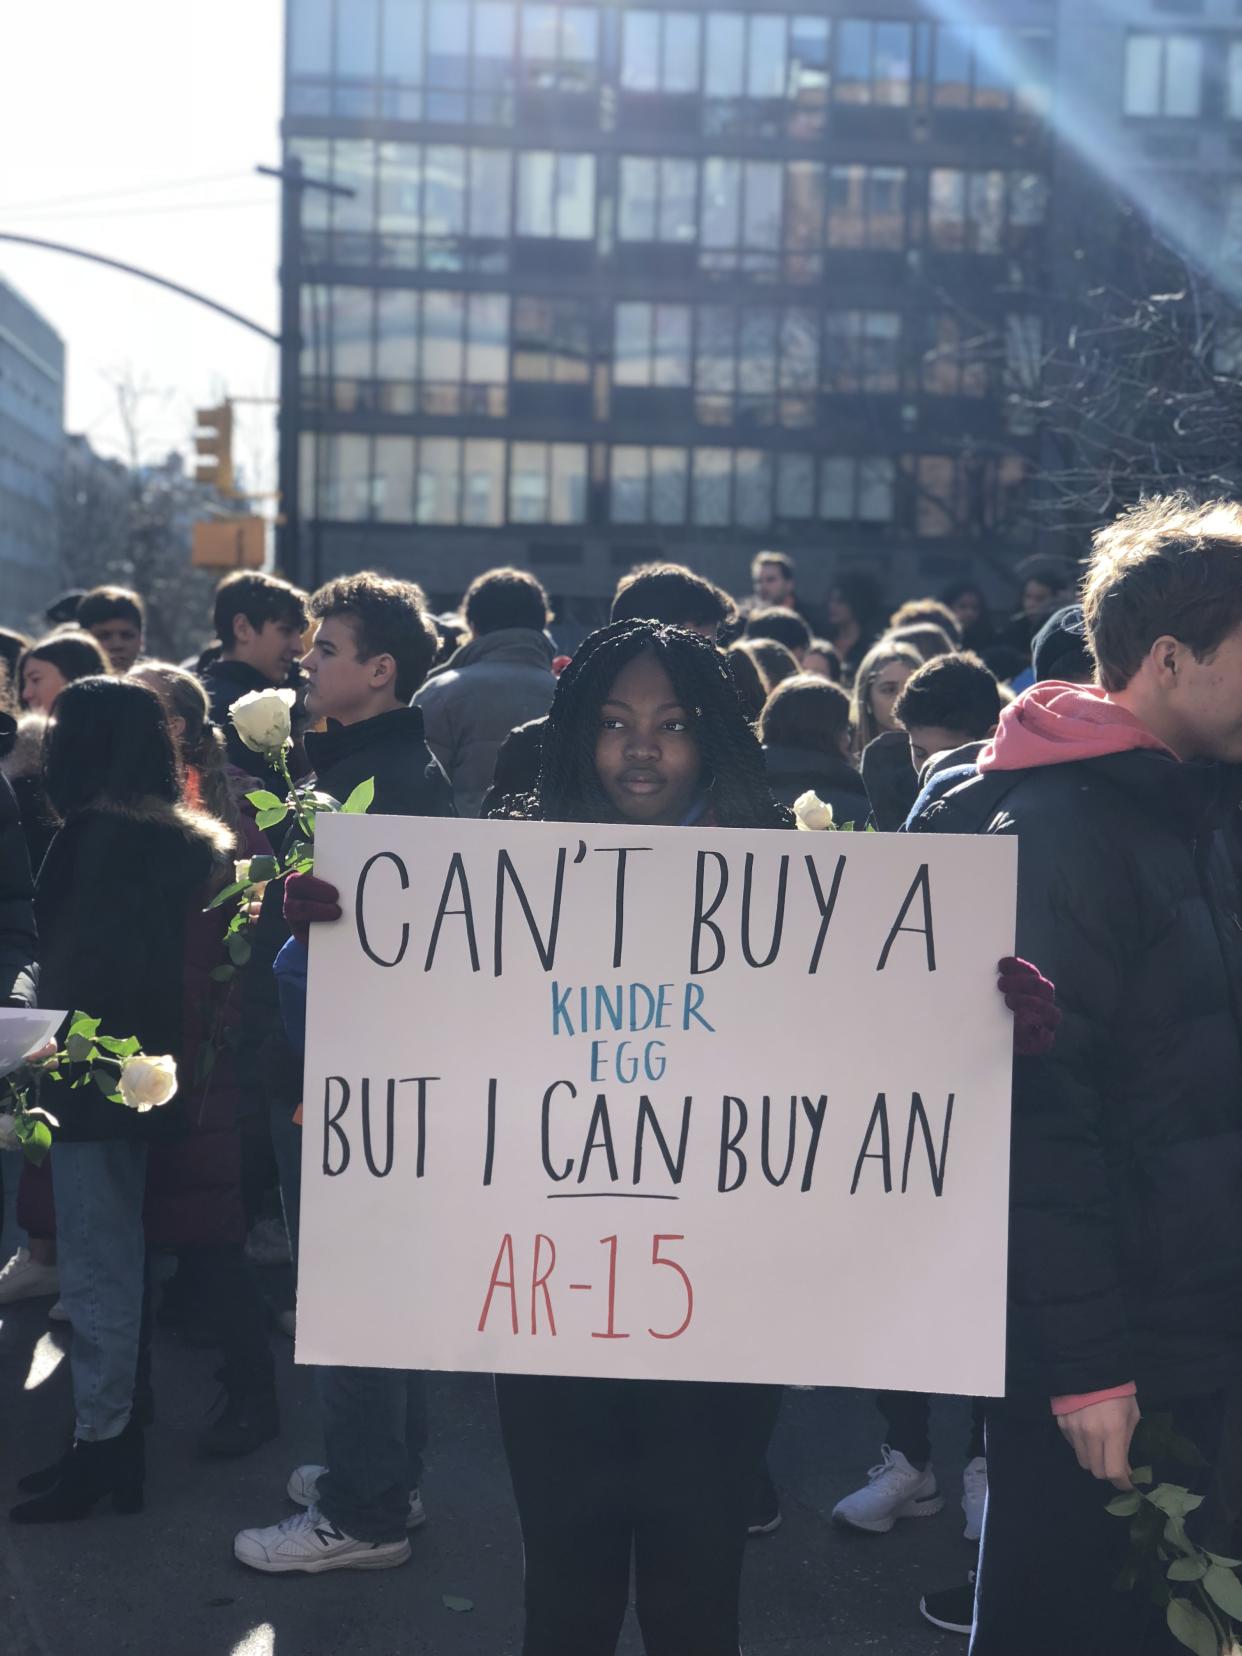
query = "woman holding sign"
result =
(485, 620, 791, 1656)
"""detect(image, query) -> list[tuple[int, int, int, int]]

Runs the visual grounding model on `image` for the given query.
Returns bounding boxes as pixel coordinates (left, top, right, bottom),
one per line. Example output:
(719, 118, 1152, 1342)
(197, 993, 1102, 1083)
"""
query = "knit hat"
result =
(1032, 604, 1092, 684)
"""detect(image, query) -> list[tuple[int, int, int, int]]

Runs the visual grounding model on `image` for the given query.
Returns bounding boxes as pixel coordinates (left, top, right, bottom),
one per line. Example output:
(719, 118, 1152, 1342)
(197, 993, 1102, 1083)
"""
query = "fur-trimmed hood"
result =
(75, 794, 237, 861)
(0, 714, 47, 784)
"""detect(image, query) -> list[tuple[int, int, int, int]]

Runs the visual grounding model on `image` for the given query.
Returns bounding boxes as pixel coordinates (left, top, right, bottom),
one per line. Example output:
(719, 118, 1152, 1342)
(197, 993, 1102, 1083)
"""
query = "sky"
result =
(0, 0, 285, 498)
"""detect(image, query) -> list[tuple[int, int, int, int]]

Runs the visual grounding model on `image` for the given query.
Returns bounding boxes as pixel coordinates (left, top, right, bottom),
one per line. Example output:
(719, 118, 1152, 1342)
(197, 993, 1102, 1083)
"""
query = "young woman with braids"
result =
(282, 621, 788, 1648)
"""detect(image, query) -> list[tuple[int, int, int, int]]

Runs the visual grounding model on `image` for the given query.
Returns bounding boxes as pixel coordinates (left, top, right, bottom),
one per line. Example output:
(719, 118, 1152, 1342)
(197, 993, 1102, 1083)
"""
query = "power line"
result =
(3, 199, 274, 223)
(0, 171, 255, 216)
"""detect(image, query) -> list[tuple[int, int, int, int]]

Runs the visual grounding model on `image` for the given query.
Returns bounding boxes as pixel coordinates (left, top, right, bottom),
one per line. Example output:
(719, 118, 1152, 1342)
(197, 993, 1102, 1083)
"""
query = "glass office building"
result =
(282, 0, 1232, 611)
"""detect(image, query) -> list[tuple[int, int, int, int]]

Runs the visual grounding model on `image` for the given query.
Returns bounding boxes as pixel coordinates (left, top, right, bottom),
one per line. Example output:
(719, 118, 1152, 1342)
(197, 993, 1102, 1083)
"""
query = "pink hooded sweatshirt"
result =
(977, 681, 1174, 774)
(978, 681, 1173, 1418)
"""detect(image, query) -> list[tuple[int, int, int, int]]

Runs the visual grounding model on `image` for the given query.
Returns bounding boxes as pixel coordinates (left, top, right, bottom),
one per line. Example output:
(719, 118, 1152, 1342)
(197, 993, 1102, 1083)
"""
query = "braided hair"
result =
(500, 620, 791, 831)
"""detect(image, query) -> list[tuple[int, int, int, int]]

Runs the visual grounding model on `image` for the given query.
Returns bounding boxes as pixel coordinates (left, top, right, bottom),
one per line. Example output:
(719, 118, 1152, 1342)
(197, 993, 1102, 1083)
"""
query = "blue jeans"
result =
(315, 1367, 428, 1543)
(51, 1139, 148, 1441)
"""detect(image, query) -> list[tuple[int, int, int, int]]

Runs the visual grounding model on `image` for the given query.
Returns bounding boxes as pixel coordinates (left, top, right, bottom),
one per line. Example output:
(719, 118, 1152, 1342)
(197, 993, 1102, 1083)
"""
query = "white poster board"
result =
(299, 814, 1016, 1396)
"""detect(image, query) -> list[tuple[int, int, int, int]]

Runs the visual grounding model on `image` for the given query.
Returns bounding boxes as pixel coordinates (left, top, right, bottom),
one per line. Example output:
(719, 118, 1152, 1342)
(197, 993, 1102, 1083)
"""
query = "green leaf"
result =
(248, 854, 280, 882)
(68, 1013, 100, 1041)
(441, 1596, 474, 1615)
(1134, 1415, 1208, 1472)
(23, 1105, 58, 1128)
(209, 964, 236, 983)
(227, 933, 252, 967)
(256, 805, 290, 832)
(95, 1035, 141, 1058)
(341, 777, 376, 815)
(1207, 1554, 1242, 1571)
(1107, 1492, 1143, 1517)
(93, 1069, 122, 1101)
(205, 879, 251, 911)
(1166, 1597, 1222, 1656)
(64, 1033, 95, 1064)
(195, 1046, 218, 1084)
(1203, 1563, 1242, 1621)
(1150, 1486, 1206, 1520)
(245, 790, 285, 811)
(1131, 1466, 1154, 1487)
(1168, 1558, 1210, 1582)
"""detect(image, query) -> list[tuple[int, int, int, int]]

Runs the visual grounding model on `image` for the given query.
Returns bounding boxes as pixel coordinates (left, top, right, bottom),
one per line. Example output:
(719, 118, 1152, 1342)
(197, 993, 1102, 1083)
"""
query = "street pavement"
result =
(0, 1268, 977, 1656)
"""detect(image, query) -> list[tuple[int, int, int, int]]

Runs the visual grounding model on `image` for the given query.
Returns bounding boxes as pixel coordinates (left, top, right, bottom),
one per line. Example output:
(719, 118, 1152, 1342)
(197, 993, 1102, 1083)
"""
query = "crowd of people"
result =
(0, 509, 1239, 1655)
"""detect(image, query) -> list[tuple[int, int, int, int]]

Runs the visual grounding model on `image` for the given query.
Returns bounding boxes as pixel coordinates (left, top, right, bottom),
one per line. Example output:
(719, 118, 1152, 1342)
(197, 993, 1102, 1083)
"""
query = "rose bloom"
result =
(793, 791, 835, 831)
(230, 688, 296, 756)
(118, 1055, 179, 1113)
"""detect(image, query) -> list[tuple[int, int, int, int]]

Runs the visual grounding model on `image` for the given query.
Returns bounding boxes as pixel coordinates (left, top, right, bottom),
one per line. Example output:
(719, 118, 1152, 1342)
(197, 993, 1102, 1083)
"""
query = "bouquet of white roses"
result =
(206, 688, 374, 980)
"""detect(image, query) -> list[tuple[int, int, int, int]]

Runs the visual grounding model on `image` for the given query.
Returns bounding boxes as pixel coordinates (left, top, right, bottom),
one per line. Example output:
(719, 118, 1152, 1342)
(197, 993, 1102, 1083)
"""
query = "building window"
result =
(512, 297, 592, 382)
(618, 157, 698, 243)
(516, 151, 596, 239)
(823, 310, 902, 393)
(921, 315, 988, 397)
(374, 435, 416, 523)
(519, 3, 598, 95)
(1229, 41, 1242, 120)
(409, 0, 520, 124)
(622, 9, 701, 94)
(509, 442, 588, 523)
(826, 165, 907, 251)
(462, 439, 506, 525)
(288, 0, 334, 113)
(1124, 33, 1203, 118)
(820, 456, 896, 522)
(702, 12, 830, 138)
(932, 25, 1017, 111)
(835, 19, 913, 106)
(361, 141, 513, 271)
(928, 170, 1047, 254)
(690, 448, 730, 526)
(700, 158, 782, 274)
(613, 303, 692, 387)
(610, 446, 690, 524)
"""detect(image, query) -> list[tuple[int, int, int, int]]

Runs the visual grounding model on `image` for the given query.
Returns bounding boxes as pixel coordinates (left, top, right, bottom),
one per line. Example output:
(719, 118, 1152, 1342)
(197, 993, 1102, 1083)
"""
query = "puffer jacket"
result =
(414, 628, 556, 818)
(910, 747, 1242, 1407)
(761, 744, 870, 826)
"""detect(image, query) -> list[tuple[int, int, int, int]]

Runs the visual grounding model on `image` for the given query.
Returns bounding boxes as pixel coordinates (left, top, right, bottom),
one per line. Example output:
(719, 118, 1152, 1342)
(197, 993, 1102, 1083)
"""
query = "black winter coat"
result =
(909, 749, 1242, 1406)
(761, 744, 870, 825)
(0, 767, 36, 1008)
(36, 800, 233, 1142)
(238, 706, 456, 1119)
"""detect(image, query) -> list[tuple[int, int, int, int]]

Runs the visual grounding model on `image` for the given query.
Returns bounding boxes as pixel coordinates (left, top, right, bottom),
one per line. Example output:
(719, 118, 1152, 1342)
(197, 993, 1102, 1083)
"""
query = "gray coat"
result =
(414, 628, 556, 817)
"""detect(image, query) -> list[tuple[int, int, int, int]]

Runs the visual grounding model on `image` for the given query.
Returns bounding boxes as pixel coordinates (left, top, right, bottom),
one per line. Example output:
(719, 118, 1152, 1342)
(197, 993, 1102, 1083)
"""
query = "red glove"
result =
(998, 956, 1061, 1057)
(284, 872, 342, 947)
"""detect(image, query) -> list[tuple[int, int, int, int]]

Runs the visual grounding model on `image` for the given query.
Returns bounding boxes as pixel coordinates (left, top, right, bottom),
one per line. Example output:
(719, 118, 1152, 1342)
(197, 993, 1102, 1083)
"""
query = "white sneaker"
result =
(233, 1506, 411, 1574)
(0, 1248, 59, 1304)
(286, 1464, 426, 1530)
(48, 1298, 69, 1323)
(832, 1445, 944, 1534)
(961, 1456, 987, 1542)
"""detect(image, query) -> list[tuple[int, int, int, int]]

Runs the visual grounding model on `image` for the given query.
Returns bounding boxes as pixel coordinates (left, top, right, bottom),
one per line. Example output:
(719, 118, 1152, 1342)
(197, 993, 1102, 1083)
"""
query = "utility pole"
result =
(257, 159, 352, 589)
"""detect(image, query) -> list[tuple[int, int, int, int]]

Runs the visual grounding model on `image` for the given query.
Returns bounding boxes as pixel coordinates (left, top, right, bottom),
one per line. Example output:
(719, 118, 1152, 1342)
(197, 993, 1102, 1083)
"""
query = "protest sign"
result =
(298, 814, 1017, 1395)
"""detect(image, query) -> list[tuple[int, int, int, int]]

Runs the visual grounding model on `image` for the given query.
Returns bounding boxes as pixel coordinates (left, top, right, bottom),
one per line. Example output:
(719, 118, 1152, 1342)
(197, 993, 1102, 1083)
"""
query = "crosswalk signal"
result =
(195, 402, 235, 496)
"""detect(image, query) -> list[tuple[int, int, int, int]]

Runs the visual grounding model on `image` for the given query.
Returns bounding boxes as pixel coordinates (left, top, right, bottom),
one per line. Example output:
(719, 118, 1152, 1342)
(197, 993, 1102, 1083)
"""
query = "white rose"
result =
(118, 1055, 179, 1113)
(234, 859, 252, 885)
(793, 791, 835, 831)
(0, 1112, 20, 1152)
(230, 688, 296, 756)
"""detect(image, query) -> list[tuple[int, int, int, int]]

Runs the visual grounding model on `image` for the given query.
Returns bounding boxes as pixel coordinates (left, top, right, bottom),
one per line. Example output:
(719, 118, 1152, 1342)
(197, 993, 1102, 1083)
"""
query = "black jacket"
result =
(238, 706, 456, 1118)
(761, 745, 870, 827)
(0, 768, 36, 1009)
(35, 800, 233, 1142)
(909, 750, 1242, 1406)
(860, 729, 919, 831)
(197, 656, 288, 789)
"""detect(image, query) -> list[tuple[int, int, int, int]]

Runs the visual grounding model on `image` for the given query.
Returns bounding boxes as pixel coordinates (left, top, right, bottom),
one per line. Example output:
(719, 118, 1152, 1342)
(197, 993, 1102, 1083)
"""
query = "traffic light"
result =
(194, 402, 235, 495)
